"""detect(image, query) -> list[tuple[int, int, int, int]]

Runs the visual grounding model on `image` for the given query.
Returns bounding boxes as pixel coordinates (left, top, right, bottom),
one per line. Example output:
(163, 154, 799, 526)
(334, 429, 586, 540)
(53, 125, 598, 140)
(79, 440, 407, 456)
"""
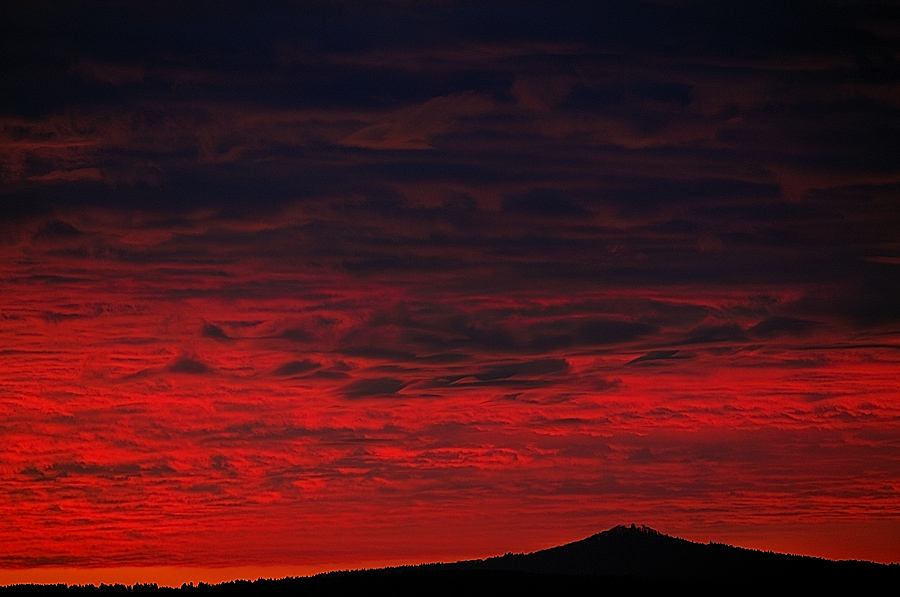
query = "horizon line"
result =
(3, 525, 897, 588)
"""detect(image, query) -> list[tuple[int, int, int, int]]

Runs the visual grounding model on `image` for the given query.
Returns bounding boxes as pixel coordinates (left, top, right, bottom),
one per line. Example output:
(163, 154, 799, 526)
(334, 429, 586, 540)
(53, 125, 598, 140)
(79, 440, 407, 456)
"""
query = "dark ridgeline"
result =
(2, 525, 897, 596)
(440, 524, 898, 588)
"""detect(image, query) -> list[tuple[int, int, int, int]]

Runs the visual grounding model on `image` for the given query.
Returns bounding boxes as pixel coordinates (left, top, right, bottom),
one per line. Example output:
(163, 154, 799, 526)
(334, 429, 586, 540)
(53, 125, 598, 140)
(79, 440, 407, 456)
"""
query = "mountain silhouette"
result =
(2, 525, 897, 595)
(436, 523, 897, 588)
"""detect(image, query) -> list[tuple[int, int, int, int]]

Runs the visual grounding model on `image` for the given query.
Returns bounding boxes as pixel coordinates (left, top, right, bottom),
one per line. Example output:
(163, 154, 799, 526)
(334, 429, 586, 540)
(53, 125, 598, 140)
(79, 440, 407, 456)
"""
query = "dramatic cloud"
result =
(1, 0, 899, 582)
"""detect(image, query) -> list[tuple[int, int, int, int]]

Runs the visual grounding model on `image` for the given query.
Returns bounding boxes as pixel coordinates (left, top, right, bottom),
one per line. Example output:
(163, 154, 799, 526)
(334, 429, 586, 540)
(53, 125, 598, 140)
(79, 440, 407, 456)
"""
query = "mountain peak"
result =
(435, 523, 898, 590)
(599, 523, 664, 537)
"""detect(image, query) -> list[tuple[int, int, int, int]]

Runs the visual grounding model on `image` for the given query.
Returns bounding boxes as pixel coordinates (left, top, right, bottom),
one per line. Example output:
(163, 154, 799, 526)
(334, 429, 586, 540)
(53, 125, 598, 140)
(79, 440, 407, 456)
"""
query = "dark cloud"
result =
(309, 370, 352, 381)
(628, 350, 682, 365)
(273, 359, 319, 377)
(42, 311, 83, 323)
(0, 555, 84, 568)
(277, 328, 314, 343)
(34, 220, 83, 238)
(425, 358, 571, 390)
(595, 377, 622, 392)
(474, 358, 569, 381)
(680, 323, 747, 346)
(838, 262, 900, 327)
(574, 320, 656, 346)
(340, 347, 419, 362)
(342, 377, 408, 398)
(201, 323, 231, 340)
(23, 461, 174, 480)
(167, 356, 213, 375)
(501, 189, 590, 218)
(749, 317, 816, 338)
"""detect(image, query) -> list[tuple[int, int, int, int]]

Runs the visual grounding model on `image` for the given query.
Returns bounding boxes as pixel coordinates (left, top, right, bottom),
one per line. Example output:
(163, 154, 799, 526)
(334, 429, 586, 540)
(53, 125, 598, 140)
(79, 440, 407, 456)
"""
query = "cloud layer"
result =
(1, 0, 899, 572)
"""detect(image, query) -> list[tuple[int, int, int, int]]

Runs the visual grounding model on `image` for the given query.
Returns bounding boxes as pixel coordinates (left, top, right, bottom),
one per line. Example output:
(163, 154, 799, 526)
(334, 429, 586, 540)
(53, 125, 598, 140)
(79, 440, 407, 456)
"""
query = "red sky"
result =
(1, 0, 900, 585)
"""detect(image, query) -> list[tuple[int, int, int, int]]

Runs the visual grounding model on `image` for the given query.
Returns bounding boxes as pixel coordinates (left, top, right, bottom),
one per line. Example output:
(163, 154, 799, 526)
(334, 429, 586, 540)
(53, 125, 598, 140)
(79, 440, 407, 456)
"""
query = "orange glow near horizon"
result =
(1, 520, 899, 589)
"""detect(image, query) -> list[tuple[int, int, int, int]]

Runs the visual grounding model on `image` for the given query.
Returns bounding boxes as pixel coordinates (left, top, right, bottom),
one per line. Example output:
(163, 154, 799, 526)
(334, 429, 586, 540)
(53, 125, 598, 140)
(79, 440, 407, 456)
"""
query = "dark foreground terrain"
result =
(3, 525, 898, 596)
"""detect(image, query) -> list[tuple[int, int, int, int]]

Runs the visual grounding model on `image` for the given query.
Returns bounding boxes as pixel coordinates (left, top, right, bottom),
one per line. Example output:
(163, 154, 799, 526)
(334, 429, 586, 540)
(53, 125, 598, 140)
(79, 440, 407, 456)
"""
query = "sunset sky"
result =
(2, 0, 900, 586)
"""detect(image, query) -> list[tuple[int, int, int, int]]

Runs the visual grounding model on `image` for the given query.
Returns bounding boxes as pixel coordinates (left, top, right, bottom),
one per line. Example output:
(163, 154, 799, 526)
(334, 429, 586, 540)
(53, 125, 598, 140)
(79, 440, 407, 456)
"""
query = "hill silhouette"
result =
(2, 525, 897, 595)
(438, 523, 897, 587)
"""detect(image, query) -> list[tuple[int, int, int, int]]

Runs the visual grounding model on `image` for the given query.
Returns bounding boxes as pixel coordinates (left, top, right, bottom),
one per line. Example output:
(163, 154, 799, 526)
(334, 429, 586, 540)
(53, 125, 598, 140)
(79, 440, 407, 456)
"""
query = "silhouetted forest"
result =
(3, 526, 898, 596)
